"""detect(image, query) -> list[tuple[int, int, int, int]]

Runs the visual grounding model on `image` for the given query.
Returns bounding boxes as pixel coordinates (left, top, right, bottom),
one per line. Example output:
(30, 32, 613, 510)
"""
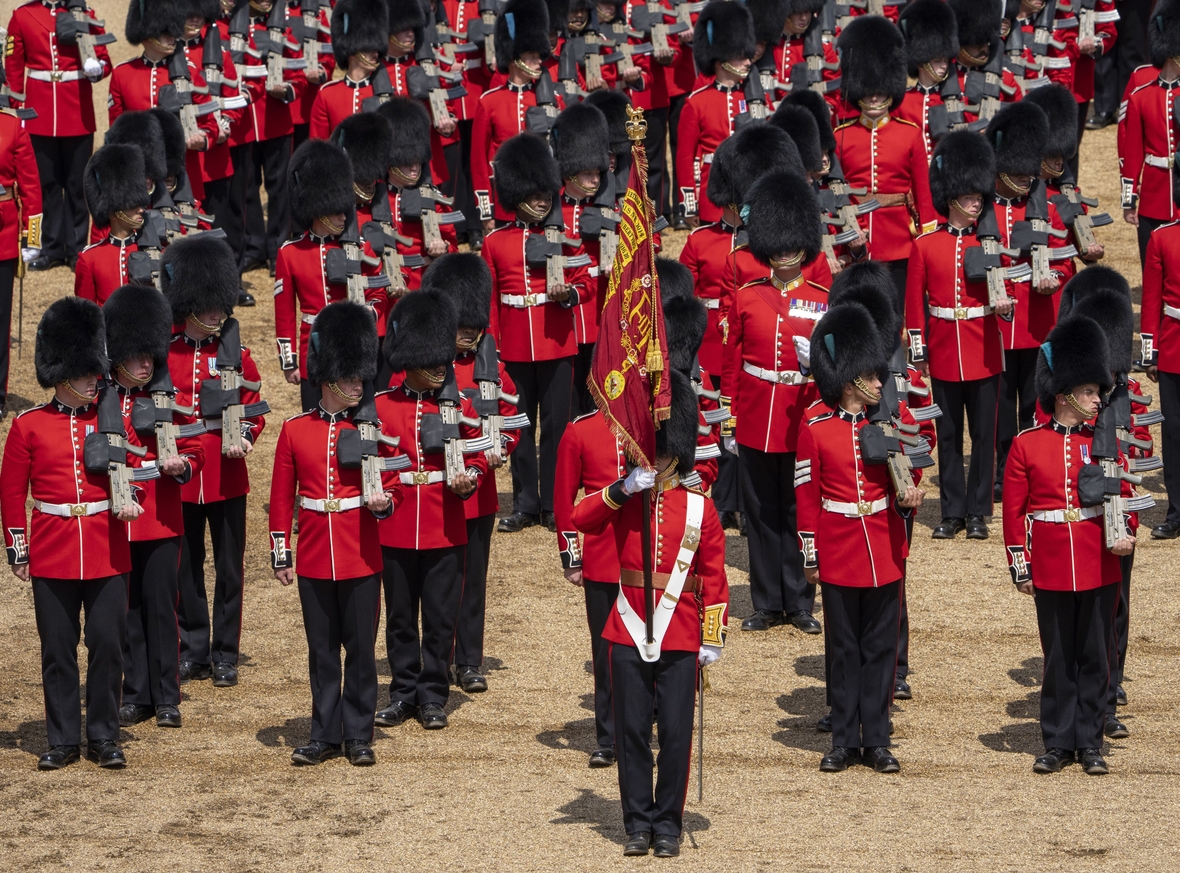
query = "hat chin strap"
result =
(565, 175, 597, 198)
(187, 313, 223, 334)
(327, 381, 360, 405)
(857, 97, 893, 113)
(317, 215, 345, 235)
(115, 210, 145, 229)
(412, 367, 446, 385)
(854, 377, 882, 403)
(116, 363, 152, 386)
(353, 182, 375, 204)
(720, 61, 749, 80)
(517, 200, 548, 221)
(1065, 392, 1097, 419)
(922, 62, 949, 83)
(769, 251, 805, 269)
(1041, 159, 1065, 179)
(950, 198, 982, 220)
(390, 166, 421, 186)
(59, 380, 94, 403)
(999, 173, 1031, 195)
(456, 330, 483, 353)
(513, 59, 542, 80)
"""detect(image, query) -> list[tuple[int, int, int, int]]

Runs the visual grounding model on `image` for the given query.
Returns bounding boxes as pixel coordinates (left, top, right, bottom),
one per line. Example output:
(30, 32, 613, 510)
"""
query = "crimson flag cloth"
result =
(588, 122, 671, 468)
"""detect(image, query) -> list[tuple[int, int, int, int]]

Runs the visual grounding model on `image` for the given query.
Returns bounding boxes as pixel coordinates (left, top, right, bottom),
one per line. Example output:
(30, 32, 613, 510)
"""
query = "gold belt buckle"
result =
(70, 504, 86, 517)
(51, 70, 63, 83)
(323, 498, 341, 512)
(954, 306, 968, 320)
(522, 294, 537, 306)
(857, 500, 872, 516)
(778, 372, 793, 384)
(1064, 507, 1081, 522)
(413, 471, 430, 485)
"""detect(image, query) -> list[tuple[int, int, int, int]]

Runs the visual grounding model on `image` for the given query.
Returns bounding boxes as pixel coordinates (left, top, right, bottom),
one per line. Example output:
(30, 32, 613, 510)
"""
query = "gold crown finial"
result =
(625, 106, 647, 142)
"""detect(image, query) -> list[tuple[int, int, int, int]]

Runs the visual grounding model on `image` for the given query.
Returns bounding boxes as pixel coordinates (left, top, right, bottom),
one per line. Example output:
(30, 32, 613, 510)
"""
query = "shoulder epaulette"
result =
(808, 411, 835, 424)
(81, 241, 104, 253)
(688, 222, 718, 236)
(893, 117, 919, 128)
(915, 226, 941, 240)
(284, 410, 315, 423)
(572, 410, 598, 423)
(805, 280, 829, 294)
(835, 119, 856, 131)
(737, 277, 769, 291)
(1151, 220, 1179, 234)
(688, 84, 711, 98)
(14, 403, 46, 419)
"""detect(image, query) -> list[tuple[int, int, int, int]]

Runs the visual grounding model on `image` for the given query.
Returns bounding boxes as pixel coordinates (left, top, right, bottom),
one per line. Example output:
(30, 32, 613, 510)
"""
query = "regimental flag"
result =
(588, 107, 671, 469)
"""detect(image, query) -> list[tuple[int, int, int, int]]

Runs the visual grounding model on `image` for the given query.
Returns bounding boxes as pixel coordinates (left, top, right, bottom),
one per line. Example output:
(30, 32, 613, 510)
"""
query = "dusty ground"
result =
(1, 5, 1178, 871)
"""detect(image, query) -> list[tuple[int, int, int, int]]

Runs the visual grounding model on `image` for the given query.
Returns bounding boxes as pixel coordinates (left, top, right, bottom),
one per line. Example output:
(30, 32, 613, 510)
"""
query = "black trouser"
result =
(202, 177, 232, 235)
(641, 106, 670, 221)
(0, 258, 15, 406)
(504, 357, 573, 515)
(1092, 49, 1118, 119)
(243, 135, 293, 266)
(1137, 215, 1168, 269)
(883, 258, 908, 318)
(738, 446, 812, 616)
(177, 495, 247, 666)
(298, 573, 380, 745)
(585, 579, 616, 749)
(453, 514, 495, 668)
(33, 575, 126, 747)
(822, 579, 901, 749)
(382, 544, 463, 707)
(291, 121, 310, 151)
(1107, 553, 1134, 714)
(1158, 370, 1180, 522)
(1034, 583, 1118, 752)
(710, 375, 741, 514)
(667, 95, 687, 223)
(572, 342, 596, 419)
(30, 133, 91, 261)
(226, 143, 253, 268)
(896, 578, 909, 681)
(123, 537, 181, 707)
(610, 644, 695, 839)
(932, 374, 1000, 519)
(1069, 101, 1088, 184)
(454, 119, 480, 240)
(996, 348, 1040, 484)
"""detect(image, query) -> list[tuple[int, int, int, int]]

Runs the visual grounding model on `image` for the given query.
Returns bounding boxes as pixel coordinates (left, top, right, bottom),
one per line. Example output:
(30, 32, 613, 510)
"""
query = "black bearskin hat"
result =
(161, 234, 240, 321)
(495, 0, 552, 73)
(1059, 267, 1134, 375)
(950, 0, 1001, 49)
(35, 297, 108, 389)
(1022, 83, 1079, 159)
(748, 0, 790, 45)
(375, 96, 433, 168)
(837, 14, 907, 110)
(387, 0, 427, 36)
(104, 285, 173, 368)
(693, 1, 756, 75)
(782, 89, 836, 153)
(289, 139, 355, 229)
(126, 0, 186, 45)
(899, 0, 959, 76)
(785, 0, 826, 14)
(708, 122, 804, 209)
(656, 256, 694, 302)
(769, 103, 824, 175)
(421, 253, 492, 331)
(148, 108, 187, 180)
(583, 90, 632, 157)
(743, 170, 822, 265)
(1150, 0, 1180, 68)
(187, 0, 221, 23)
(105, 111, 167, 188)
(384, 289, 458, 372)
(493, 133, 562, 207)
(331, 112, 395, 184)
(662, 296, 707, 375)
(929, 130, 996, 216)
(332, 0, 390, 68)
(986, 101, 1049, 178)
(1035, 316, 1114, 413)
(810, 302, 886, 407)
(84, 145, 151, 228)
(551, 102, 610, 179)
(828, 260, 900, 350)
(306, 301, 379, 385)
(547, 0, 571, 36)
(655, 369, 701, 476)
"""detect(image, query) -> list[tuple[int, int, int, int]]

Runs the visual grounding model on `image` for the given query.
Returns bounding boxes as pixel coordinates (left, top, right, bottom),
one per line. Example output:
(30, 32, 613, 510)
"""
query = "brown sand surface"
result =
(1, 6, 1178, 870)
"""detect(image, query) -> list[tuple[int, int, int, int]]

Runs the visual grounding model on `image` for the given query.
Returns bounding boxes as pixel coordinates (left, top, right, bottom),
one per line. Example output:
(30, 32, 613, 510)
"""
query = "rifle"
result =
(1109, 374, 1164, 472)
(1049, 169, 1113, 254)
(819, 154, 879, 248)
(692, 357, 730, 426)
(734, 71, 768, 130)
(524, 70, 562, 135)
(84, 383, 159, 515)
(410, 22, 467, 129)
(525, 205, 593, 297)
(14, 183, 24, 358)
(555, 37, 585, 101)
(56, 0, 117, 68)
(834, 0, 864, 31)
(1082, 388, 1154, 549)
(291, 0, 332, 77)
(965, 43, 1017, 131)
(963, 202, 1028, 319)
(262, 0, 305, 95)
(399, 168, 467, 252)
(423, 369, 494, 482)
(227, 1, 258, 65)
(860, 374, 929, 499)
(789, 20, 841, 96)
(1009, 180, 1078, 287)
(337, 381, 411, 503)
(0, 63, 37, 121)
(1002, 18, 1041, 80)
(464, 334, 530, 455)
(926, 72, 967, 140)
(360, 64, 395, 112)
(325, 213, 392, 308)
(160, 49, 220, 145)
(362, 187, 424, 298)
(130, 366, 205, 466)
(578, 172, 621, 274)
(198, 317, 271, 455)
(628, 2, 688, 56)
(128, 211, 167, 290)
(671, 0, 705, 30)
(465, 0, 500, 70)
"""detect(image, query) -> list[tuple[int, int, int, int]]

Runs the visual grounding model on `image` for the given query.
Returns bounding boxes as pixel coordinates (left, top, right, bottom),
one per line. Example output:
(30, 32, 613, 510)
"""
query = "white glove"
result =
(622, 466, 657, 495)
(83, 57, 103, 81)
(793, 336, 811, 374)
(698, 645, 721, 667)
(21, 247, 39, 264)
(723, 434, 738, 455)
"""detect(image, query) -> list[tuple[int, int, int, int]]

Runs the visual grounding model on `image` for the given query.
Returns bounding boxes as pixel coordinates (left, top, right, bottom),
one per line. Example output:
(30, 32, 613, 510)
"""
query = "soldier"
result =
(907, 131, 1008, 540)
(274, 139, 384, 412)
(799, 302, 923, 774)
(896, 0, 960, 163)
(373, 290, 486, 731)
(621, 0, 678, 224)
(308, 0, 389, 139)
(1003, 315, 1134, 775)
(164, 234, 268, 688)
(330, 112, 394, 229)
(100, 109, 174, 231)
(1007, 0, 1078, 97)
(4, 0, 111, 271)
(722, 170, 827, 634)
(74, 144, 153, 305)
(947, 0, 1019, 133)
(1, 298, 139, 770)
(834, 14, 938, 312)
(270, 301, 398, 767)
(285, 0, 333, 150)
(765, 0, 841, 114)
(481, 133, 591, 532)
(570, 369, 728, 858)
(103, 285, 203, 731)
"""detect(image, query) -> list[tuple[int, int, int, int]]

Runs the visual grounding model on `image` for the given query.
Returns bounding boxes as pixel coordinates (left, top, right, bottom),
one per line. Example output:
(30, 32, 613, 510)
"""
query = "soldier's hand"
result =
(116, 503, 144, 522)
(1080, 36, 1097, 56)
(548, 284, 571, 303)
(804, 565, 819, 586)
(564, 567, 584, 587)
(899, 485, 924, 509)
(307, 65, 323, 85)
(1111, 535, 1136, 556)
(267, 85, 290, 101)
(1035, 276, 1060, 295)
(449, 472, 478, 496)
(426, 237, 447, 258)
(1147, 365, 1160, 383)
(11, 564, 30, 583)
(655, 47, 674, 65)
(1018, 581, 1034, 596)
(435, 114, 457, 137)
(826, 254, 843, 276)
(226, 438, 253, 460)
(274, 567, 295, 586)
(161, 457, 187, 478)
(482, 219, 495, 235)
(367, 492, 392, 514)
(486, 448, 506, 469)
(186, 133, 207, 152)
(586, 73, 605, 92)
(994, 297, 1016, 316)
(621, 64, 642, 84)
(916, 361, 930, 379)
(1124, 208, 1139, 227)
(685, 214, 699, 229)
(1082, 242, 1104, 261)
(285, 368, 302, 385)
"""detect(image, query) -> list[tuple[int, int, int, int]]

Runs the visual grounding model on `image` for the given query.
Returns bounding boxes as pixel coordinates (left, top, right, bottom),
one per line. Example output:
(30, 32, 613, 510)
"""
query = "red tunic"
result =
(1140, 220, 1180, 373)
(3, 0, 112, 137)
(559, 192, 601, 345)
(167, 332, 267, 504)
(108, 56, 221, 150)
(1002, 419, 1123, 592)
(1119, 77, 1179, 222)
(1012, 13, 1079, 95)
(1, 398, 132, 579)
(795, 406, 910, 588)
(386, 184, 461, 293)
(236, 15, 308, 142)
(184, 37, 244, 186)
(1070, 1, 1117, 103)
(769, 32, 841, 114)
(953, 61, 1020, 130)
(453, 350, 522, 519)
(675, 82, 752, 224)
(554, 410, 628, 581)
(0, 111, 41, 260)
(307, 77, 371, 139)
(721, 275, 828, 453)
(73, 236, 138, 306)
(441, 0, 493, 121)
(905, 225, 1005, 382)
(286, 0, 334, 127)
(679, 220, 738, 375)
(1115, 64, 1158, 163)
(894, 84, 943, 165)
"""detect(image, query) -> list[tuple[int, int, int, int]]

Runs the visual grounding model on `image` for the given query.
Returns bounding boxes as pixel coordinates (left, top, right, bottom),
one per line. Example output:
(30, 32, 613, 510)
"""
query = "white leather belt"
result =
(929, 303, 993, 321)
(1031, 505, 1102, 523)
(34, 499, 110, 517)
(301, 312, 317, 324)
(1164, 303, 1180, 320)
(822, 497, 888, 517)
(241, 66, 268, 78)
(400, 470, 445, 485)
(742, 361, 805, 385)
(701, 298, 720, 309)
(701, 153, 714, 164)
(501, 293, 552, 308)
(1040, 56, 1073, 70)
(27, 69, 83, 82)
(1145, 153, 1175, 168)
(300, 495, 363, 512)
